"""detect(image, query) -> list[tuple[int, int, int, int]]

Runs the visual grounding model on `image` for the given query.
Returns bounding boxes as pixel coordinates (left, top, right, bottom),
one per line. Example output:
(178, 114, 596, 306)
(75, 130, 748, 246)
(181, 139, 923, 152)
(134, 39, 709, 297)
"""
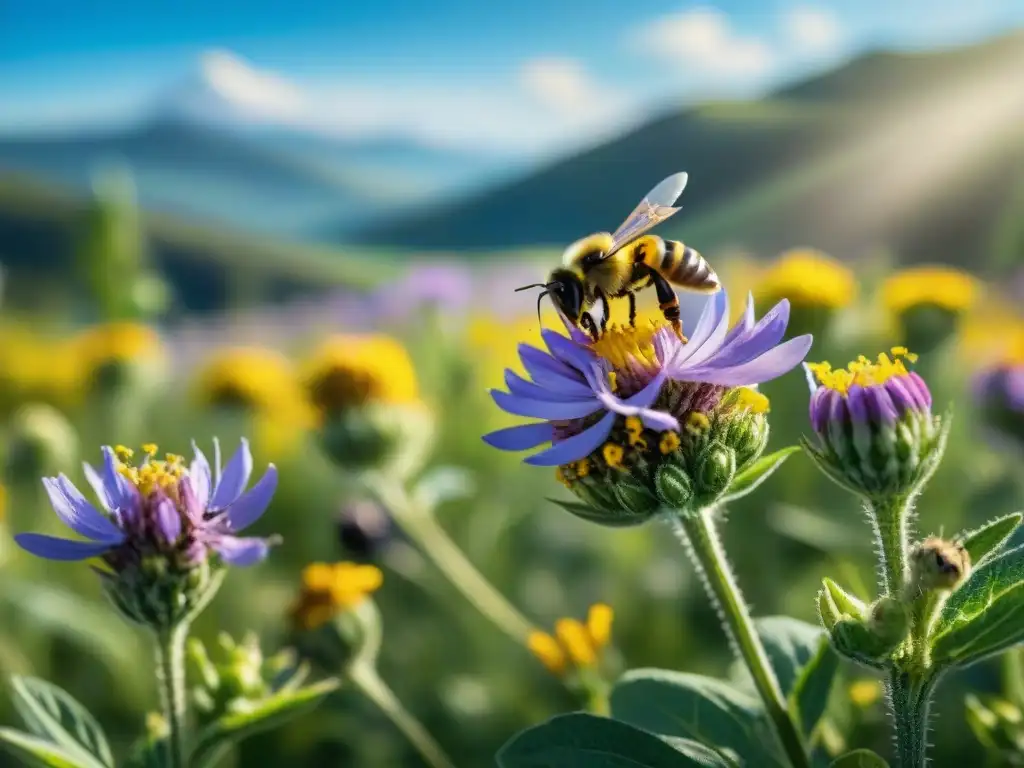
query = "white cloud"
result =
(785, 7, 841, 53)
(632, 7, 774, 78)
(197, 49, 305, 119)
(519, 58, 602, 113)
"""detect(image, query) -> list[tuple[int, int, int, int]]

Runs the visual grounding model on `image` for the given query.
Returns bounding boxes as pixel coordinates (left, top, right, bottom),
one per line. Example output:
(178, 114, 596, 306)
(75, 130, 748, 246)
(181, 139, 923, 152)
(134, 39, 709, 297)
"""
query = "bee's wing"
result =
(607, 172, 688, 255)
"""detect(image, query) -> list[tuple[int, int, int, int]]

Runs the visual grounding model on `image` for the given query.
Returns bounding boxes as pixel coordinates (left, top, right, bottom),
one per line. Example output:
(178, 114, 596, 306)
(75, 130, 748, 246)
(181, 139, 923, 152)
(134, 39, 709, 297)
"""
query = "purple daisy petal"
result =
(179, 478, 205, 524)
(846, 385, 870, 422)
(863, 386, 899, 424)
(100, 446, 135, 511)
(153, 495, 182, 545)
(595, 370, 679, 432)
(809, 387, 834, 434)
(83, 462, 115, 513)
(504, 370, 593, 402)
(210, 439, 253, 510)
(713, 300, 791, 369)
(42, 476, 124, 543)
(884, 375, 922, 415)
(680, 334, 814, 386)
(482, 422, 554, 451)
(682, 295, 734, 367)
(524, 411, 617, 466)
(15, 533, 114, 561)
(224, 465, 279, 532)
(906, 372, 932, 409)
(189, 442, 213, 509)
(722, 292, 757, 346)
(211, 535, 272, 566)
(542, 329, 595, 371)
(490, 390, 600, 420)
(518, 345, 590, 393)
(676, 291, 727, 364)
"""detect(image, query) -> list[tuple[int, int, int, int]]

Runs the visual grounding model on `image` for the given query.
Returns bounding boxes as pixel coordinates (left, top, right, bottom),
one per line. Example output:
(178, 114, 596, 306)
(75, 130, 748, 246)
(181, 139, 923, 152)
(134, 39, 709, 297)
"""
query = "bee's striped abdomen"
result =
(660, 240, 720, 293)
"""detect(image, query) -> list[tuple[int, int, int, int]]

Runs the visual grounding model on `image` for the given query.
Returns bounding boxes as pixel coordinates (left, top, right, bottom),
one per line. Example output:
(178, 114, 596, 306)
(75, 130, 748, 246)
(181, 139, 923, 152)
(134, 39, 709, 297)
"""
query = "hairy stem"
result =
(349, 663, 458, 768)
(154, 623, 189, 768)
(869, 494, 912, 597)
(888, 672, 936, 768)
(369, 477, 534, 643)
(670, 510, 810, 768)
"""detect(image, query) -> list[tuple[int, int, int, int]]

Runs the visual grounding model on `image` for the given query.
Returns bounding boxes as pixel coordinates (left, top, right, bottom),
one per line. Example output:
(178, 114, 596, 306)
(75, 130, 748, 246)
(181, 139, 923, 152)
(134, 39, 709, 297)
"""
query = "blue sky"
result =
(1, 0, 1022, 154)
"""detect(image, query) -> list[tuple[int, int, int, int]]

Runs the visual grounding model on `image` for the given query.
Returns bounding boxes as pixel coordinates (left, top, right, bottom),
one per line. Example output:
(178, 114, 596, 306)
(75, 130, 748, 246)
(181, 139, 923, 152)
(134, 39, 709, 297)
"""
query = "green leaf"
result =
(829, 749, 889, 767)
(547, 498, 652, 527)
(189, 679, 339, 768)
(960, 513, 1023, 566)
(0, 728, 97, 768)
(611, 668, 780, 765)
(755, 618, 840, 740)
(496, 713, 733, 767)
(9, 677, 112, 768)
(931, 543, 1024, 668)
(721, 447, 800, 503)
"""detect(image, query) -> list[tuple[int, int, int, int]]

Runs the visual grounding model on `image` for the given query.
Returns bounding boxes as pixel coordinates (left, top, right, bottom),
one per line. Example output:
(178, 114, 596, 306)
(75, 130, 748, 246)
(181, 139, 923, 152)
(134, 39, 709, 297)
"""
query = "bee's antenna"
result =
(536, 289, 547, 326)
(515, 283, 547, 292)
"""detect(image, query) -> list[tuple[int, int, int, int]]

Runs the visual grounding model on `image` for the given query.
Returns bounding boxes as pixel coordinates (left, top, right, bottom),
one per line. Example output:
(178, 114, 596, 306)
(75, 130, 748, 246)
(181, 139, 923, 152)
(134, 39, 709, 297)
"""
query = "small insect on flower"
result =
(14, 439, 279, 628)
(803, 348, 945, 499)
(483, 290, 812, 520)
(528, 604, 614, 679)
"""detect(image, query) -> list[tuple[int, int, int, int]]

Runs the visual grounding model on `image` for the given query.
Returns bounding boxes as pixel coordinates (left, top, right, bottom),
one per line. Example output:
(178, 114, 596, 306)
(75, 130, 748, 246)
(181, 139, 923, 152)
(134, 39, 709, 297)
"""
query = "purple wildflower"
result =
(15, 439, 279, 568)
(483, 290, 813, 467)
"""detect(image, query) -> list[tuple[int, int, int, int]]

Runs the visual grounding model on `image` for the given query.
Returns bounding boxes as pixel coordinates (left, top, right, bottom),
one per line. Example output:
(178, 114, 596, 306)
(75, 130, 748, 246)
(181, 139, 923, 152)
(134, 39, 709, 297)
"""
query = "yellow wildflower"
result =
(303, 335, 420, 415)
(194, 347, 307, 413)
(528, 603, 614, 677)
(849, 679, 882, 708)
(755, 249, 857, 310)
(881, 265, 979, 316)
(289, 561, 384, 631)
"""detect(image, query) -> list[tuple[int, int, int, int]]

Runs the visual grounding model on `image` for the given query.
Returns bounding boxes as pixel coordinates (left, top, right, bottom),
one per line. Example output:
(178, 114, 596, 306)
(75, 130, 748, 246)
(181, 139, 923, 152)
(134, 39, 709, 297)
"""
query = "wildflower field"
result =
(1, 190, 1023, 768)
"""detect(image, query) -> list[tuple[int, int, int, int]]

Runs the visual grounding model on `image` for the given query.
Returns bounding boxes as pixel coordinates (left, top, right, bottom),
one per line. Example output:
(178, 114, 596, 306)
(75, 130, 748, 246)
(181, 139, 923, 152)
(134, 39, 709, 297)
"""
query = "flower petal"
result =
(153, 495, 182, 545)
(212, 535, 272, 566)
(490, 390, 600, 420)
(713, 300, 791, 368)
(83, 462, 114, 512)
(518, 345, 590, 393)
(210, 439, 253, 510)
(224, 465, 278, 531)
(681, 334, 813, 386)
(674, 291, 726, 365)
(722, 292, 756, 346)
(482, 422, 554, 451)
(15, 533, 114, 561)
(542, 329, 595, 371)
(43, 476, 124, 543)
(524, 411, 616, 466)
(100, 446, 136, 511)
(189, 441, 212, 510)
(504, 369, 593, 402)
(679, 294, 732, 368)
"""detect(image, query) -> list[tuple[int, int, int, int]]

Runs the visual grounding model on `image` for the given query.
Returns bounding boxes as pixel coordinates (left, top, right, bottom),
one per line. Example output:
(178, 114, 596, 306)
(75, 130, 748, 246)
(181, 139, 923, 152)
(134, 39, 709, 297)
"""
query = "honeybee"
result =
(517, 172, 720, 340)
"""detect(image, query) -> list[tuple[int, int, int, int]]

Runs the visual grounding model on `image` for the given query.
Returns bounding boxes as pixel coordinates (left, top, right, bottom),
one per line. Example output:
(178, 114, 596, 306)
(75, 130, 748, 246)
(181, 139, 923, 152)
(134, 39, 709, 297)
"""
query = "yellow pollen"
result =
(590, 321, 663, 371)
(733, 387, 770, 413)
(685, 412, 710, 436)
(575, 458, 591, 478)
(141, 443, 158, 456)
(115, 445, 134, 460)
(624, 416, 648, 449)
(808, 348, 917, 395)
(607, 372, 618, 392)
(527, 631, 568, 676)
(555, 618, 597, 667)
(602, 443, 625, 469)
(659, 431, 681, 454)
(114, 443, 186, 496)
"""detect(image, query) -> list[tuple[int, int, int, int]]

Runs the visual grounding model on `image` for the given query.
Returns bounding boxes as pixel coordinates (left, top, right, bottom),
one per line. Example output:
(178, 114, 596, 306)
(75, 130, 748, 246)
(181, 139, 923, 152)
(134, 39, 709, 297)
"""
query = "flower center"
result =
(304, 336, 420, 413)
(807, 347, 919, 395)
(115, 443, 187, 497)
(590, 320, 668, 371)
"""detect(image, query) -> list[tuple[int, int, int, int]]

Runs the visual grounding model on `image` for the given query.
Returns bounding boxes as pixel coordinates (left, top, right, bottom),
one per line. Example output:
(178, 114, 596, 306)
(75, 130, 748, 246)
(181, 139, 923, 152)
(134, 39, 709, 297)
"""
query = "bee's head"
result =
(544, 268, 585, 324)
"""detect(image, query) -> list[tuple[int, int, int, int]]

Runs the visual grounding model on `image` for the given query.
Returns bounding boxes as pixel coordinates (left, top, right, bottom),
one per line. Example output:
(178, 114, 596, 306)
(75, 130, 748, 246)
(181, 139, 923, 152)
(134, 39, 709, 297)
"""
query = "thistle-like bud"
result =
(189, 632, 275, 722)
(3, 403, 78, 482)
(288, 561, 384, 672)
(818, 580, 905, 667)
(909, 536, 971, 594)
(304, 336, 434, 477)
(803, 348, 946, 499)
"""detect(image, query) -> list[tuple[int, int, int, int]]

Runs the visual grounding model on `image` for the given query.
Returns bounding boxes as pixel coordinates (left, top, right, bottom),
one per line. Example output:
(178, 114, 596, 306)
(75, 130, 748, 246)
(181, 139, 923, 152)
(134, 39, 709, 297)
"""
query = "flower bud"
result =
(654, 463, 693, 510)
(3, 403, 78, 482)
(867, 597, 910, 648)
(99, 556, 227, 631)
(694, 443, 736, 504)
(909, 536, 971, 594)
(803, 349, 945, 499)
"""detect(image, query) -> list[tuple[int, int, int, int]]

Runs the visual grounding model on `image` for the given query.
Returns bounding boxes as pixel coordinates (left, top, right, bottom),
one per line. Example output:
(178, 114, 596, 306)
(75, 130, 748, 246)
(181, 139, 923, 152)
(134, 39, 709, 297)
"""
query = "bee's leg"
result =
(627, 291, 637, 328)
(649, 270, 683, 338)
(580, 313, 600, 342)
(596, 289, 610, 335)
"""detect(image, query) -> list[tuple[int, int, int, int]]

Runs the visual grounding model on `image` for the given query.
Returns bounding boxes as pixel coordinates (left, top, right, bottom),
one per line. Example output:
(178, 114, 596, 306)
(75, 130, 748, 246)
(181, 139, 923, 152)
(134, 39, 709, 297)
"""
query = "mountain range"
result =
(347, 30, 1024, 269)
(0, 54, 504, 237)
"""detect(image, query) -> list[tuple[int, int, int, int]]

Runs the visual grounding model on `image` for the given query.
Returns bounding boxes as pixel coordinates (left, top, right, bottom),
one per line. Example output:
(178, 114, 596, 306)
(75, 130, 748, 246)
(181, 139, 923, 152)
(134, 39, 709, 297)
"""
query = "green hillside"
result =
(0, 174, 399, 314)
(348, 30, 1024, 271)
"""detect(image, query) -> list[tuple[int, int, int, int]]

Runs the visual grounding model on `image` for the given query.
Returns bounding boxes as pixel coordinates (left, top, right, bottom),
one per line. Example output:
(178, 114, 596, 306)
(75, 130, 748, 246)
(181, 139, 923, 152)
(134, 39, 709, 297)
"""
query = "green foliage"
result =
(0, 728, 100, 768)
(959, 513, 1023, 566)
(496, 713, 733, 768)
(721, 447, 801, 504)
(931, 543, 1024, 668)
(829, 749, 889, 767)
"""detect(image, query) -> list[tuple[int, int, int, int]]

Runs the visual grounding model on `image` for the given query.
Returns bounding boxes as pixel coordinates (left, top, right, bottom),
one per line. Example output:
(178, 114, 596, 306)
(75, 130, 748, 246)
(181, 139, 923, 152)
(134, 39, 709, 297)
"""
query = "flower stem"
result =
(670, 510, 810, 768)
(153, 623, 189, 768)
(349, 663, 457, 768)
(369, 478, 534, 643)
(887, 671, 936, 768)
(868, 495, 912, 596)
